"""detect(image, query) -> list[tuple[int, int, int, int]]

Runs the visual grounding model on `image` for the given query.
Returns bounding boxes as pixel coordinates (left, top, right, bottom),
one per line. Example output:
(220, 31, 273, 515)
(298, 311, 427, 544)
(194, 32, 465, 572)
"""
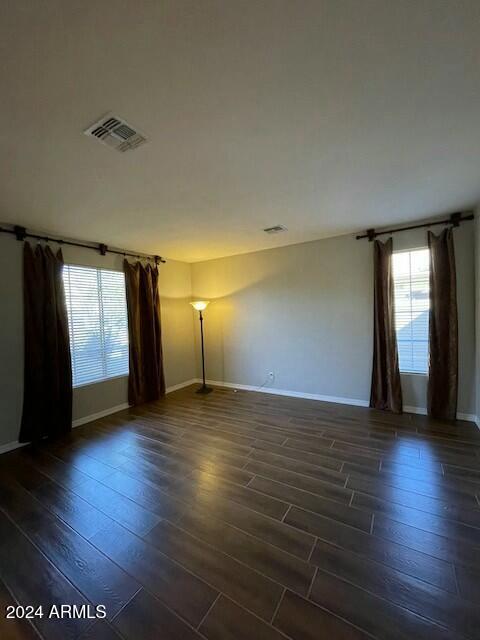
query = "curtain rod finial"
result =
(450, 212, 462, 227)
(14, 225, 26, 241)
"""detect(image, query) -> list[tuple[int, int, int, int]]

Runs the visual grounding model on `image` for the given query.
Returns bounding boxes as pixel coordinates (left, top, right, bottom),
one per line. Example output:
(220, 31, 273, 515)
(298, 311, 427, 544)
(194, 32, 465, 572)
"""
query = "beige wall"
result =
(1, 216, 476, 448)
(192, 222, 476, 416)
(0, 235, 196, 447)
(475, 208, 480, 424)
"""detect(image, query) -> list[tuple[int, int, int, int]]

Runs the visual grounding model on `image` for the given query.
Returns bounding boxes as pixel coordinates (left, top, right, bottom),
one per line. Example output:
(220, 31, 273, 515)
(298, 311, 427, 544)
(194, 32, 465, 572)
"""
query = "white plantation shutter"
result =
(392, 248, 430, 374)
(63, 265, 129, 387)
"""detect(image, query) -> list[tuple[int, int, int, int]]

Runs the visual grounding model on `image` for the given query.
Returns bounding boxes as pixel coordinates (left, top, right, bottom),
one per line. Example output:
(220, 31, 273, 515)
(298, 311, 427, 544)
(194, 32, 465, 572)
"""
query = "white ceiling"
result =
(1, 1, 479, 263)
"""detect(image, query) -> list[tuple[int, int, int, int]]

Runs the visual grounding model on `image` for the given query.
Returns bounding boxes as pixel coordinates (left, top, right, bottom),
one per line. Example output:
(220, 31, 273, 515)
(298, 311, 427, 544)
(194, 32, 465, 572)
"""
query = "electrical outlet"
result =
(268, 371, 275, 380)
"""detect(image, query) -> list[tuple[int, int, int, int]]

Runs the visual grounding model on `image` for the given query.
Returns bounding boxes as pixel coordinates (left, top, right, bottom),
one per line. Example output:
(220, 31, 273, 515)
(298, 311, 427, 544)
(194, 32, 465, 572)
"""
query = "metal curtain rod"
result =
(0, 225, 166, 263)
(356, 211, 474, 241)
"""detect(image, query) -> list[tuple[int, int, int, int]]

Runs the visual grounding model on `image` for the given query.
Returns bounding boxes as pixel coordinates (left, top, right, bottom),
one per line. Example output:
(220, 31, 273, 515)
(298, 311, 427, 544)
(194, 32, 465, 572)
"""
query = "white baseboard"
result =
(404, 405, 477, 423)
(0, 440, 29, 455)
(72, 378, 198, 428)
(457, 413, 477, 423)
(198, 378, 369, 408)
(201, 379, 476, 424)
(0, 378, 199, 455)
(403, 405, 427, 416)
(165, 378, 198, 394)
(2, 378, 475, 456)
(72, 402, 131, 428)
(0, 403, 133, 454)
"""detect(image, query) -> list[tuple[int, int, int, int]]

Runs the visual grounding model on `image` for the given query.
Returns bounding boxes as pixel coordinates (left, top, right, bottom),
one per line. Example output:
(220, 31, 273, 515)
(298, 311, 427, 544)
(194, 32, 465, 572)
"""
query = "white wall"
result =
(0, 235, 196, 448)
(192, 222, 476, 417)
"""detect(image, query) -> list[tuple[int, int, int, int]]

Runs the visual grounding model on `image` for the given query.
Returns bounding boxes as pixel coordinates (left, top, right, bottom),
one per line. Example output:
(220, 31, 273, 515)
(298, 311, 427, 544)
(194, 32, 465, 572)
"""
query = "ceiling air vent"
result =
(84, 113, 147, 152)
(263, 225, 287, 234)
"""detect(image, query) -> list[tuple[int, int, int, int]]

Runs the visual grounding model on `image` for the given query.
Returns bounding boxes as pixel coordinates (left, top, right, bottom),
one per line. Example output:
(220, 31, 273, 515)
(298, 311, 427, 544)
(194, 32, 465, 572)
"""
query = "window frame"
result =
(63, 262, 130, 388)
(392, 246, 430, 377)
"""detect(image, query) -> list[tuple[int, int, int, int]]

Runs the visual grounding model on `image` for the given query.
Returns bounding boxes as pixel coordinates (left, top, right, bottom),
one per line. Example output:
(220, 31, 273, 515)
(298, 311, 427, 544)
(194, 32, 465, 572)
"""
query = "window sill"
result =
(400, 371, 428, 377)
(73, 373, 128, 390)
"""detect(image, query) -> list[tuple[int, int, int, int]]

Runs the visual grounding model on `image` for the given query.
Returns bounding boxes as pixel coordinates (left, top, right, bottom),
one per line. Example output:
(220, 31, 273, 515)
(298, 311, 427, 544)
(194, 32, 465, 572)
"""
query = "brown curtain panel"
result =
(19, 243, 72, 442)
(427, 229, 458, 420)
(370, 238, 403, 413)
(124, 260, 165, 405)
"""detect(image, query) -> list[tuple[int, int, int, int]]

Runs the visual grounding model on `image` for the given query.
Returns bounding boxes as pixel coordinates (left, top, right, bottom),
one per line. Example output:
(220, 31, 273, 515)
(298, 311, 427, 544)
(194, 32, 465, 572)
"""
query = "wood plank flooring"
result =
(1, 384, 479, 640)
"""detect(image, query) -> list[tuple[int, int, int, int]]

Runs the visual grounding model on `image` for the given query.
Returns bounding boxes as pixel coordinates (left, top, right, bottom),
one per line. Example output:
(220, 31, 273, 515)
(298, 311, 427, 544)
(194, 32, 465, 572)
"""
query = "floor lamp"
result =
(190, 300, 213, 395)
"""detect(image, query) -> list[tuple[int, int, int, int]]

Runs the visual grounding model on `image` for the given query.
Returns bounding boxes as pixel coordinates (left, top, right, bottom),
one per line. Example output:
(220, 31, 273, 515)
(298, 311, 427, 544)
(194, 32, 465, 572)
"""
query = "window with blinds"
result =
(63, 265, 129, 387)
(392, 248, 430, 374)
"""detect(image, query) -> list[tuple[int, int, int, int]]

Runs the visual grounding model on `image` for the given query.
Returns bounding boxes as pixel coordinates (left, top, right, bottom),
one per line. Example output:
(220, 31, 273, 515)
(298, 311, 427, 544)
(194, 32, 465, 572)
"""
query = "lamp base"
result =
(196, 384, 213, 395)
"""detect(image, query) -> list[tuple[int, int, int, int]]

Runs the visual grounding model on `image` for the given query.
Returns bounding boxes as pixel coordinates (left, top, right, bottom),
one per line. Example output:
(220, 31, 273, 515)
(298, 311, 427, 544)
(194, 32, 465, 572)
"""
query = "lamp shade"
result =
(190, 300, 209, 311)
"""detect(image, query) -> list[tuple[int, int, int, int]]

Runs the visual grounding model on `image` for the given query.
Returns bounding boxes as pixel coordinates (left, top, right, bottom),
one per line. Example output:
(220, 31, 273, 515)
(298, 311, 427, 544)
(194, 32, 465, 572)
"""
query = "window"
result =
(63, 265, 129, 387)
(392, 248, 430, 374)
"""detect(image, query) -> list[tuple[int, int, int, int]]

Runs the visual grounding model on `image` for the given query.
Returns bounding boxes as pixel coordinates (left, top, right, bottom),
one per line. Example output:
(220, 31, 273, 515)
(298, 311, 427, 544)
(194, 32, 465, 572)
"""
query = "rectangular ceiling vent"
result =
(84, 113, 147, 152)
(263, 225, 287, 234)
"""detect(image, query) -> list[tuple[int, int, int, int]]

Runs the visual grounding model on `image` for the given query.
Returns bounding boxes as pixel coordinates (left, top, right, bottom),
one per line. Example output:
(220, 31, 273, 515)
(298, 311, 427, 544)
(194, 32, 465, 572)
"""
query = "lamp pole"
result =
(195, 307, 212, 395)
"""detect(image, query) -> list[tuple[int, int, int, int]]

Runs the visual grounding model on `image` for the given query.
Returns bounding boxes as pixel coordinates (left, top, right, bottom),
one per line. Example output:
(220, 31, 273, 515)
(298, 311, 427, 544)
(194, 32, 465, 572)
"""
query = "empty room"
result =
(1, 1, 480, 639)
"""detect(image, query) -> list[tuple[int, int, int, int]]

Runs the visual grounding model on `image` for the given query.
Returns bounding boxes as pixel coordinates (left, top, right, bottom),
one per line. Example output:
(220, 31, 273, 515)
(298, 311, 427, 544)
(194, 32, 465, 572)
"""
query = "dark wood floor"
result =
(1, 385, 480, 640)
